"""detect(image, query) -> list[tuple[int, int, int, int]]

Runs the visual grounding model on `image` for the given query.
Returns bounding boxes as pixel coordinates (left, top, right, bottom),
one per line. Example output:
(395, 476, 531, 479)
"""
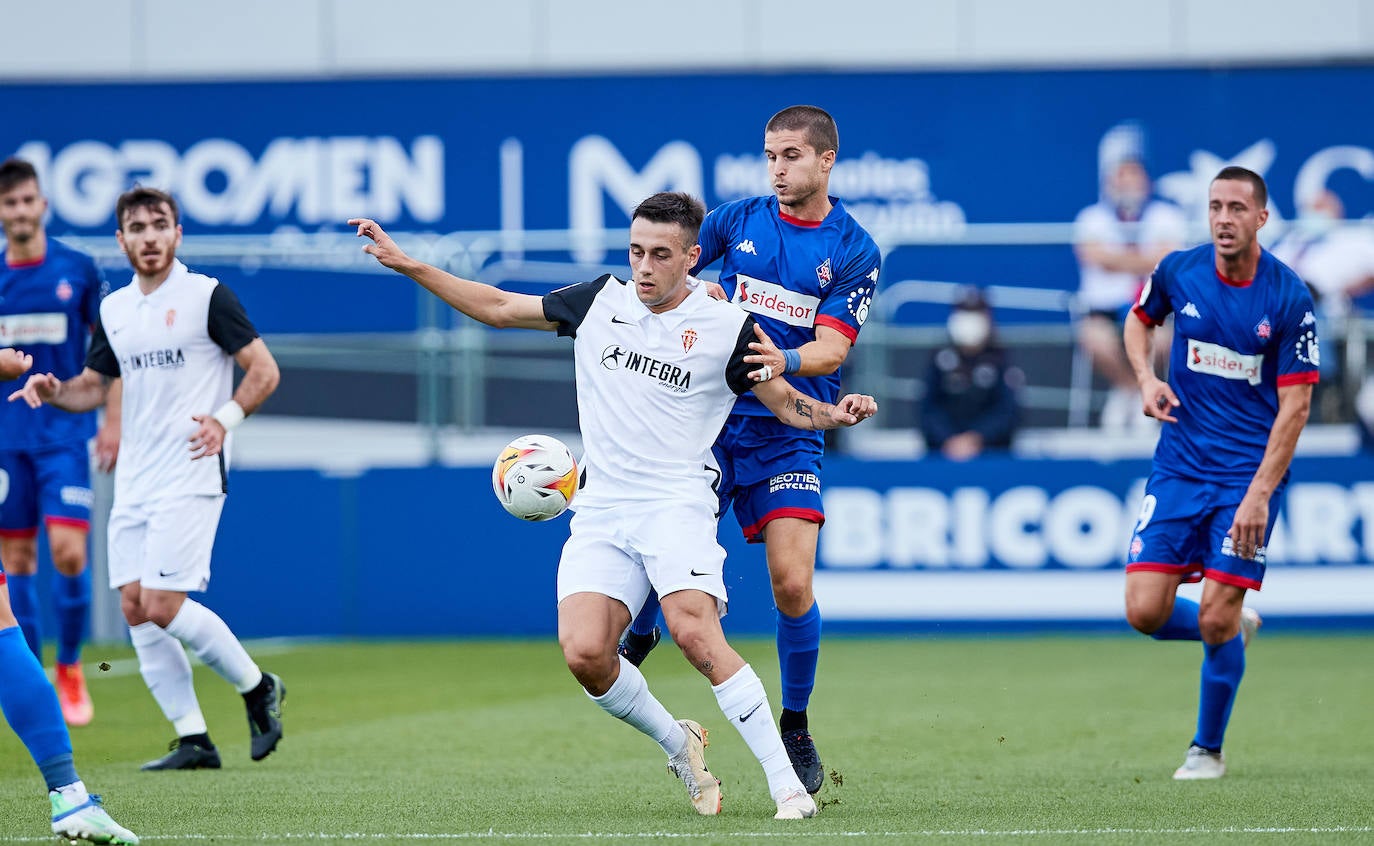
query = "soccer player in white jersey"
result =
(349, 192, 877, 820)
(9, 187, 286, 772)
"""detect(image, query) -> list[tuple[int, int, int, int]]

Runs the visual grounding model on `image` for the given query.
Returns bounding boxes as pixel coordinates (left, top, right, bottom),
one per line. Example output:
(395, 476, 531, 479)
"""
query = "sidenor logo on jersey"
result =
(731, 274, 819, 328)
(1186, 339, 1262, 386)
(599, 344, 691, 392)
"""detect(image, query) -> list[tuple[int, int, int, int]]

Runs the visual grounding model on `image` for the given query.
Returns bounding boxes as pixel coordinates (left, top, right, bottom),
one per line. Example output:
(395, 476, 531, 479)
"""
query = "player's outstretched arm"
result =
(753, 376, 877, 431)
(349, 217, 554, 331)
(7, 367, 111, 413)
(0, 348, 33, 380)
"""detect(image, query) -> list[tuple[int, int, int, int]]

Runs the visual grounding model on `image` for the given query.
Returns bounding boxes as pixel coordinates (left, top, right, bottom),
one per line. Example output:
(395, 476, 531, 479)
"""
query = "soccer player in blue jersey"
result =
(1123, 166, 1318, 780)
(0, 157, 120, 726)
(620, 106, 881, 793)
(0, 346, 139, 844)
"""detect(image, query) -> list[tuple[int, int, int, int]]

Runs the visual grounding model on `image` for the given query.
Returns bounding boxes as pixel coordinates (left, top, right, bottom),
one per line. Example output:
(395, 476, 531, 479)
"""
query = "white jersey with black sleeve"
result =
(85, 260, 259, 505)
(543, 275, 756, 512)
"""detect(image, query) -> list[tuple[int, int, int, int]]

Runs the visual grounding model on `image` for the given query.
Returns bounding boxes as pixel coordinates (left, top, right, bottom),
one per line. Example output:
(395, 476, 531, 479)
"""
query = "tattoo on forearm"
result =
(697, 659, 714, 674)
(791, 396, 815, 426)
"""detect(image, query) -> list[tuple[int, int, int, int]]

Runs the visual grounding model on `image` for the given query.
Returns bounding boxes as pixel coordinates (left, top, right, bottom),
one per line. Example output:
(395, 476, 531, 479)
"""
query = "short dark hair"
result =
(116, 186, 180, 229)
(631, 192, 705, 247)
(765, 105, 839, 156)
(1212, 166, 1268, 209)
(0, 157, 39, 195)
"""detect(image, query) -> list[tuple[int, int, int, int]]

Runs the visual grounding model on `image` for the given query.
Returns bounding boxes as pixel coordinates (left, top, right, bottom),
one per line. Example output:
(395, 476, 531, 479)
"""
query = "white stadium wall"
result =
(0, 0, 1371, 80)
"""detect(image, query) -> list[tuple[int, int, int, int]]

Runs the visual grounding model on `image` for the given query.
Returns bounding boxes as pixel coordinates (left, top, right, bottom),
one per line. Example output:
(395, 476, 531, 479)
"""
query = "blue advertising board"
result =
(6, 66, 1374, 331)
(187, 455, 1374, 639)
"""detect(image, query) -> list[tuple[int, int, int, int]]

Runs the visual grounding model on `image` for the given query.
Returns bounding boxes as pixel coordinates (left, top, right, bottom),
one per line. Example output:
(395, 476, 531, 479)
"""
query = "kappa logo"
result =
(735, 239, 757, 255)
(1180, 302, 1201, 319)
(816, 257, 833, 287)
(1255, 316, 1271, 340)
(681, 328, 697, 353)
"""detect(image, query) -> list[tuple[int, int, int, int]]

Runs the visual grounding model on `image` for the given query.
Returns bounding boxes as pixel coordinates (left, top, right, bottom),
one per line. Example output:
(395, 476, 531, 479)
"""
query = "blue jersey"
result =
(695, 195, 880, 417)
(1134, 244, 1319, 485)
(0, 239, 106, 451)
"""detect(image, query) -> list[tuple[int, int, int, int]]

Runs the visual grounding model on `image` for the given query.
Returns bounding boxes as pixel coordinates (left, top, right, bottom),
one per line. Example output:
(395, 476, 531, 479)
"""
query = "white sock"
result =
(713, 663, 802, 797)
(164, 599, 262, 694)
(129, 621, 207, 735)
(589, 656, 685, 756)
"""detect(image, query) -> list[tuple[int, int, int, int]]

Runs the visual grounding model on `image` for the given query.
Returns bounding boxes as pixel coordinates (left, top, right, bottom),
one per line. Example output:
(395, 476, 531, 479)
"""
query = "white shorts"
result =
(107, 495, 225, 592)
(557, 502, 727, 617)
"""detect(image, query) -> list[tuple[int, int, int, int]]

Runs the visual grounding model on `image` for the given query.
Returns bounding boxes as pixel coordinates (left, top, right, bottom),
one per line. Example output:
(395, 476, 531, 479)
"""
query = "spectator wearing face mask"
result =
(919, 289, 1024, 460)
(1073, 123, 1187, 430)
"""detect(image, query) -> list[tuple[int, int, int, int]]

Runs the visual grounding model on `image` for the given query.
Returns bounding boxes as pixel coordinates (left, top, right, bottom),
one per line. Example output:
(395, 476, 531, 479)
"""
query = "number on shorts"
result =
(1134, 494, 1157, 533)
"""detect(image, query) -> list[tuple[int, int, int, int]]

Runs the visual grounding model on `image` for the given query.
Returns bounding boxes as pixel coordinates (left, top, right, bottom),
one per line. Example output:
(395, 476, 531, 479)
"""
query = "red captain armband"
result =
(1277, 371, 1320, 387)
(1131, 305, 1163, 327)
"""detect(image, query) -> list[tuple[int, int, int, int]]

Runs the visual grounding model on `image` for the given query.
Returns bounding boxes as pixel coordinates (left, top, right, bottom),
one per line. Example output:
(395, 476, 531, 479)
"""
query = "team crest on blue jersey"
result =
(816, 258, 832, 287)
(55, 280, 73, 302)
(1254, 316, 1271, 339)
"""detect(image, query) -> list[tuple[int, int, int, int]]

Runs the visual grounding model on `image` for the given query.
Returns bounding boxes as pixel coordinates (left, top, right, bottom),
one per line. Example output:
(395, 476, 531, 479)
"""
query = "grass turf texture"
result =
(2, 635, 1371, 845)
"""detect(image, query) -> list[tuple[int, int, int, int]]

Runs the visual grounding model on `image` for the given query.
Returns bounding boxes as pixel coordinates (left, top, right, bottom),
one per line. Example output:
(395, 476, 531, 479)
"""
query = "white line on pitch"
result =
(17, 826, 1374, 841)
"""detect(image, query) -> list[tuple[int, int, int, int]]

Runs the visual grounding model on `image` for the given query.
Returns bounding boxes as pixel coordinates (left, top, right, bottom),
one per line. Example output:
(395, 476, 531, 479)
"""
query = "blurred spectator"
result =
(920, 289, 1023, 460)
(1073, 123, 1187, 429)
(1270, 190, 1374, 418)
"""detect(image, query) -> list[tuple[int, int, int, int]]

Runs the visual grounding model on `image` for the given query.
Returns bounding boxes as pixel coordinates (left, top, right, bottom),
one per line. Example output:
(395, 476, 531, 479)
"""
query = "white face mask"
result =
(947, 310, 991, 349)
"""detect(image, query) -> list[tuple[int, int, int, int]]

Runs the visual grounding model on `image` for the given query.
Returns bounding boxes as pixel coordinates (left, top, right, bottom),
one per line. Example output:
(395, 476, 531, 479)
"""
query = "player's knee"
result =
(1197, 606, 1239, 643)
(48, 540, 87, 575)
(1124, 599, 1168, 635)
(119, 593, 147, 625)
(0, 542, 38, 574)
(770, 576, 813, 616)
(560, 638, 614, 690)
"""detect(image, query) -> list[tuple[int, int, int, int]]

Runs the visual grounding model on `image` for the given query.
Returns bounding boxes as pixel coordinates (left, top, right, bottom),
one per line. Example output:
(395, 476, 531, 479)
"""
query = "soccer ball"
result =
(491, 434, 579, 521)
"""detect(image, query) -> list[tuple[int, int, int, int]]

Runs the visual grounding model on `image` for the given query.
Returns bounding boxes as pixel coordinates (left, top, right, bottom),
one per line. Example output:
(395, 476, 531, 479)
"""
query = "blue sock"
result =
(776, 603, 822, 713)
(1194, 633, 1246, 752)
(0, 626, 76, 789)
(1151, 596, 1202, 641)
(7, 573, 43, 660)
(629, 591, 661, 638)
(53, 568, 90, 666)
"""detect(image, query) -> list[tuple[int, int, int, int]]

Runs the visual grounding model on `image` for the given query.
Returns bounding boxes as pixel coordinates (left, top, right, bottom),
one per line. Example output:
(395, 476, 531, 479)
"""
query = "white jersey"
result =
(1074, 199, 1187, 312)
(542, 275, 756, 512)
(86, 260, 259, 505)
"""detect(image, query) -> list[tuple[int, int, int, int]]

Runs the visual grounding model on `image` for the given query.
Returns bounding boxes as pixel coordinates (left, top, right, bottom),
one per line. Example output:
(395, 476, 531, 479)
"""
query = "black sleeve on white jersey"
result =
(542, 274, 615, 338)
(207, 283, 260, 355)
(84, 316, 120, 377)
(725, 316, 758, 396)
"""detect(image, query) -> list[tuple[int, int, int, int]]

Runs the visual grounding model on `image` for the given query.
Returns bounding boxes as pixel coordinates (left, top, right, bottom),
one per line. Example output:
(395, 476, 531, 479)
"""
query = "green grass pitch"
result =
(2, 634, 1371, 844)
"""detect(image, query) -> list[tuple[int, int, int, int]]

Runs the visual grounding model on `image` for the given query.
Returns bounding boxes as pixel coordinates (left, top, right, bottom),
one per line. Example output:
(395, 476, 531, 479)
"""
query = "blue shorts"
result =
(0, 443, 94, 540)
(1124, 472, 1281, 591)
(713, 414, 825, 543)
